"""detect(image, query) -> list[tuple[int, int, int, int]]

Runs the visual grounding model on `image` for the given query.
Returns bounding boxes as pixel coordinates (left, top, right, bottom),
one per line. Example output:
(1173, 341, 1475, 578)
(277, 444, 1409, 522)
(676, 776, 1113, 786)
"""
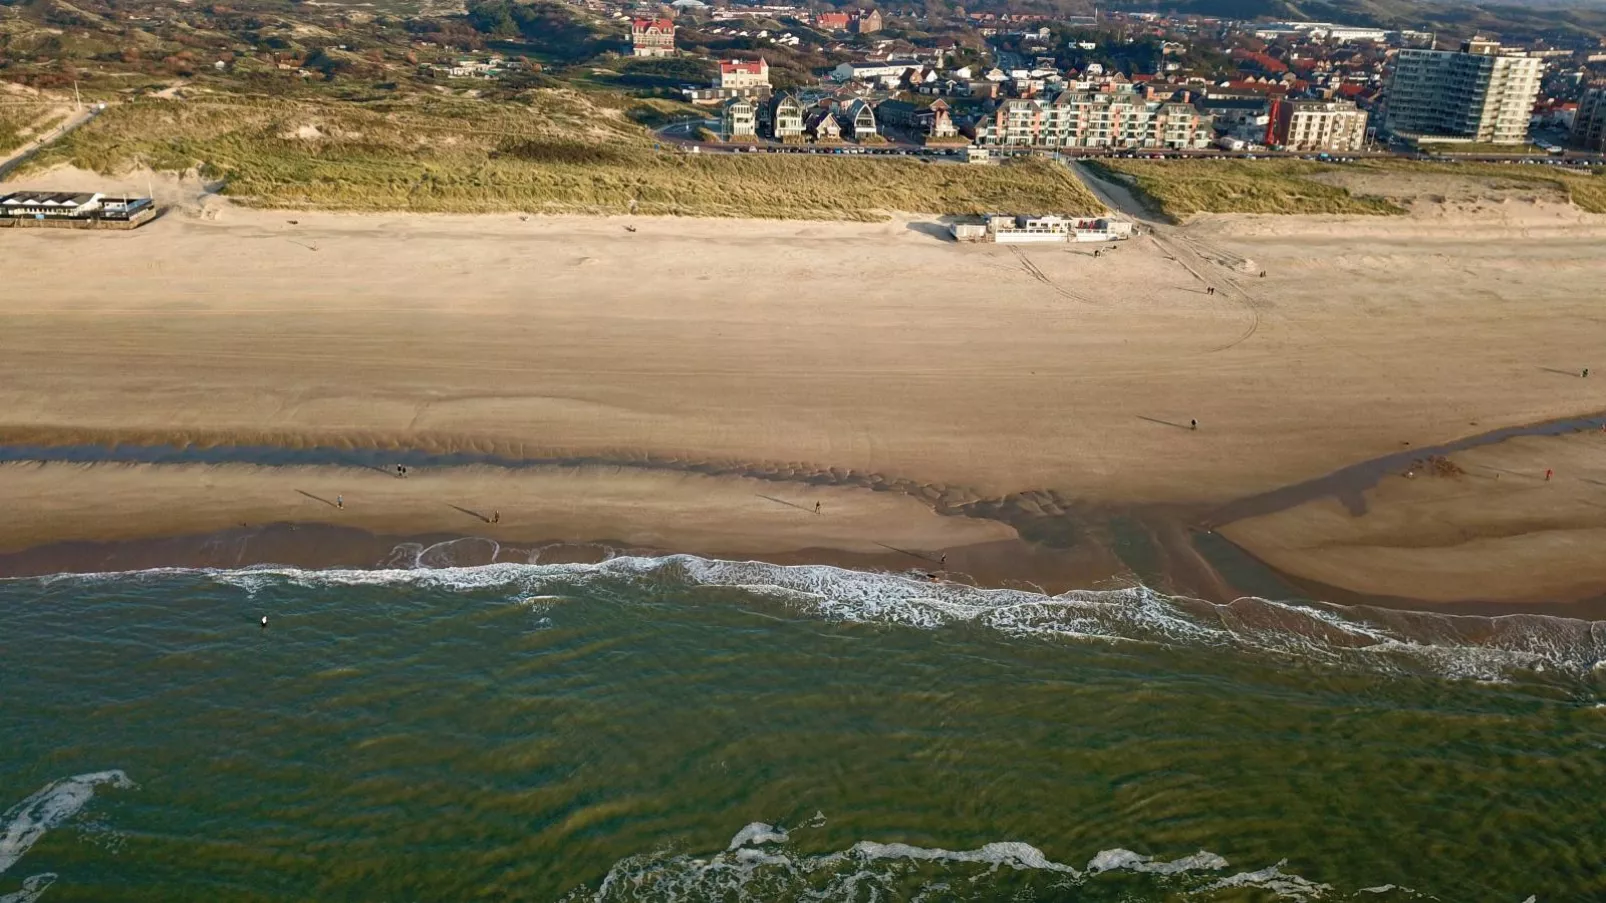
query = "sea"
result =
(4, 551, 1606, 902)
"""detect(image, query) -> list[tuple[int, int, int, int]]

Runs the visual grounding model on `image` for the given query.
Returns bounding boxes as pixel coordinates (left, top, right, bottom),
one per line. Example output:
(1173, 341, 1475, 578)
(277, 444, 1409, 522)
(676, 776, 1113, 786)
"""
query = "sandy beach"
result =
(3, 168, 1605, 604)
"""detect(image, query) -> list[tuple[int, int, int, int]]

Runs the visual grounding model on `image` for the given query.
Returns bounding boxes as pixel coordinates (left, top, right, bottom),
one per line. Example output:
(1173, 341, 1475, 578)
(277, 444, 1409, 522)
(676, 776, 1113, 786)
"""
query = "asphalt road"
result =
(0, 104, 104, 181)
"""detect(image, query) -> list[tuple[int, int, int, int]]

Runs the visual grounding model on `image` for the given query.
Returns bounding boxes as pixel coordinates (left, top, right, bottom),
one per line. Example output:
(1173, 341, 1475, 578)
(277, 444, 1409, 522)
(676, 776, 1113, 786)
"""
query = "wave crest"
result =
(561, 819, 1395, 902)
(0, 771, 134, 877)
(24, 555, 1606, 682)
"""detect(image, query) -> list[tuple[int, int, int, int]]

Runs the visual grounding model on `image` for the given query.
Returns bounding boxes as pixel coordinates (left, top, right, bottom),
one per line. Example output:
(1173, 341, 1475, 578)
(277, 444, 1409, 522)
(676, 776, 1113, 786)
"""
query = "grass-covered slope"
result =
(30, 92, 1103, 219)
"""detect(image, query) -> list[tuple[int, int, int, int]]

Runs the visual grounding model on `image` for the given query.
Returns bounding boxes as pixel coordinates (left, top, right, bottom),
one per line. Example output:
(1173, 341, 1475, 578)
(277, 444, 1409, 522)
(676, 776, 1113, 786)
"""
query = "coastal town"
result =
(5, 0, 1606, 897)
(592, 3, 1606, 157)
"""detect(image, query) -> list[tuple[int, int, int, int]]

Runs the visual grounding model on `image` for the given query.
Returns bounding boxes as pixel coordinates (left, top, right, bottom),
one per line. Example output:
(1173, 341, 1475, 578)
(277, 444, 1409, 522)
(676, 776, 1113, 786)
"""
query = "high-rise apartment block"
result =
(1572, 86, 1606, 152)
(1383, 39, 1543, 144)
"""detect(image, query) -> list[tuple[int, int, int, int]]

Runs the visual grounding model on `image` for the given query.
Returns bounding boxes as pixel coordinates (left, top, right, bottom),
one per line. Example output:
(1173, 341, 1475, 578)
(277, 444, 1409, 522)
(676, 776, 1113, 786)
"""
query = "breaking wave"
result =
(23, 555, 1606, 682)
(559, 819, 1427, 902)
(0, 771, 133, 877)
(0, 771, 133, 903)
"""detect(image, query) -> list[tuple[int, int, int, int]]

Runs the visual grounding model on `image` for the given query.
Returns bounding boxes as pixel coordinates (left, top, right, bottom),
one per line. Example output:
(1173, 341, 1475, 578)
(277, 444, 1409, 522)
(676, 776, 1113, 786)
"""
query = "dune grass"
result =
(0, 102, 63, 155)
(1399, 161, 1606, 213)
(1092, 157, 1606, 219)
(28, 92, 1102, 219)
(1089, 159, 1407, 220)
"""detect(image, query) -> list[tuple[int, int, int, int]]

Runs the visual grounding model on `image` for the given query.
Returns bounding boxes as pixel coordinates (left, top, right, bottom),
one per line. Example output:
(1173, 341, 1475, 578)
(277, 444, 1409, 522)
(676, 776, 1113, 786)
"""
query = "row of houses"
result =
(720, 94, 963, 144)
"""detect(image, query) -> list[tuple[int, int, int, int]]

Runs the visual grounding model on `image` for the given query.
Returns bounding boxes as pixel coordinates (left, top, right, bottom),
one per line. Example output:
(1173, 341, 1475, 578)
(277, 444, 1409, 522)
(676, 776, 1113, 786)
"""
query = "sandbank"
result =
(1221, 429, 1606, 603)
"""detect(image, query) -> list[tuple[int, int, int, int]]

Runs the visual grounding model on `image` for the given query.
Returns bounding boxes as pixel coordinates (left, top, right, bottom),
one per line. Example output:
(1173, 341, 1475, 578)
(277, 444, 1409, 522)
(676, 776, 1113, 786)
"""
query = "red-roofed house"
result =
(816, 12, 851, 31)
(720, 58, 771, 89)
(631, 18, 676, 58)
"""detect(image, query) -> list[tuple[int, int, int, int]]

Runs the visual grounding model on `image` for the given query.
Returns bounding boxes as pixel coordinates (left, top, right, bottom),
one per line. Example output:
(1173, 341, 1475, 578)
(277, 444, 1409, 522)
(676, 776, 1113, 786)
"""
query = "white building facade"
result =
(1384, 39, 1543, 144)
(1274, 100, 1369, 151)
(980, 86, 1213, 149)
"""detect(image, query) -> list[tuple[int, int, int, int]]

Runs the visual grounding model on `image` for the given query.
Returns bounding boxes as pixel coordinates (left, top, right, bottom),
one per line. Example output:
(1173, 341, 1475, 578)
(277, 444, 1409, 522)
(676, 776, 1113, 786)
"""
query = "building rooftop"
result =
(1, 191, 99, 206)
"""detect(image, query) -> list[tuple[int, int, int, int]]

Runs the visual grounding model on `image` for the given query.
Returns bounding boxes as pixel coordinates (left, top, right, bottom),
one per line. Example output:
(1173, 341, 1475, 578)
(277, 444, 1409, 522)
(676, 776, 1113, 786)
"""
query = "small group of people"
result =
(395, 464, 411, 478)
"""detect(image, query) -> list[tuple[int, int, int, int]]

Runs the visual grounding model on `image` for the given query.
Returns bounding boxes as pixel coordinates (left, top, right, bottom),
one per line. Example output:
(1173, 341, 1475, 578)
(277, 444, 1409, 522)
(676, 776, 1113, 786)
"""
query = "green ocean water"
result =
(3, 553, 1606, 902)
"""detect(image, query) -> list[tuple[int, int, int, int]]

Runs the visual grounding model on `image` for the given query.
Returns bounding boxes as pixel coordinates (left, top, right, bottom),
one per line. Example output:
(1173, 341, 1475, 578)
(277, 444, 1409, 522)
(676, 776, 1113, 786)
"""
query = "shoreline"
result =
(4, 184, 1606, 613)
(9, 516, 1605, 621)
(3, 450, 1606, 619)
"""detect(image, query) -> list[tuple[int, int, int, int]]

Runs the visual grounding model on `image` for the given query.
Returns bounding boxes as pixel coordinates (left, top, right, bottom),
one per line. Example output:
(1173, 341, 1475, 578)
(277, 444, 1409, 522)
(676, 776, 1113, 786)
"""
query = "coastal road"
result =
(0, 104, 104, 181)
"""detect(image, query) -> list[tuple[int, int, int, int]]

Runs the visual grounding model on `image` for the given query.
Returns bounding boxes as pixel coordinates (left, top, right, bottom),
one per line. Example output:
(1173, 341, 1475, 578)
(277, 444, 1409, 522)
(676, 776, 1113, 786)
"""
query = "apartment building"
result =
(1383, 39, 1543, 144)
(980, 85, 1213, 150)
(1571, 86, 1606, 152)
(1271, 99, 1368, 151)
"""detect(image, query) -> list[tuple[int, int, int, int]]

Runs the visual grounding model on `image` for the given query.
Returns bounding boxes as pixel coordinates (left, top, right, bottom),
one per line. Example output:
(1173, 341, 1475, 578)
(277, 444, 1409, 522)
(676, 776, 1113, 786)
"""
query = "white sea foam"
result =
(726, 822, 788, 851)
(1203, 860, 1333, 901)
(1087, 847, 1228, 875)
(0, 873, 55, 903)
(566, 818, 1370, 902)
(846, 840, 1079, 872)
(0, 771, 134, 877)
(17, 555, 1606, 682)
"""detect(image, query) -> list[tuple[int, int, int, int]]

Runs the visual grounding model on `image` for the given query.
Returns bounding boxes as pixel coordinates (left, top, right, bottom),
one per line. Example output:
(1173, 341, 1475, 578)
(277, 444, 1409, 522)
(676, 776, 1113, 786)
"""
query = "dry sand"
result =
(3, 168, 1605, 603)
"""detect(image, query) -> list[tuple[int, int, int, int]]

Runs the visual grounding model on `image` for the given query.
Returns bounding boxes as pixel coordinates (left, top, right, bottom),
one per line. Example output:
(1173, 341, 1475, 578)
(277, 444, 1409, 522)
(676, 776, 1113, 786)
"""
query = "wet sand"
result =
(3, 173, 1606, 606)
(1220, 428, 1606, 604)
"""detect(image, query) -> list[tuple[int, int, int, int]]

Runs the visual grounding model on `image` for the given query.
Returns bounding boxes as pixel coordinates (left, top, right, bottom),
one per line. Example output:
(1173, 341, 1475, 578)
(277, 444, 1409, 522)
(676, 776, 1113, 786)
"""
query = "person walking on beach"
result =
(1584, 368, 1591, 378)
(396, 464, 405, 478)
(1190, 419, 1198, 431)
(1545, 469, 1553, 482)
(492, 510, 500, 524)
(336, 494, 344, 509)
(939, 553, 947, 570)
(814, 501, 822, 515)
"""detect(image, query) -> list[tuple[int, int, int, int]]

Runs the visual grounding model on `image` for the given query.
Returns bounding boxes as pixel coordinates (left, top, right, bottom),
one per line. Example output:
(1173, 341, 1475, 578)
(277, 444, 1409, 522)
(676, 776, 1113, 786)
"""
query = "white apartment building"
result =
(1384, 39, 1543, 144)
(980, 86, 1213, 150)
(1273, 99, 1369, 151)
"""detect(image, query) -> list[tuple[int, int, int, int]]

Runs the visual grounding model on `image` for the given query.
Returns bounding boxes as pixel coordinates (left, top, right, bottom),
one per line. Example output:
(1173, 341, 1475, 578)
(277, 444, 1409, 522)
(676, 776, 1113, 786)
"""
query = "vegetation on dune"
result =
(1092, 158, 1606, 219)
(0, 101, 62, 155)
(28, 92, 1102, 219)
(1090, 159, 1407, 219)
